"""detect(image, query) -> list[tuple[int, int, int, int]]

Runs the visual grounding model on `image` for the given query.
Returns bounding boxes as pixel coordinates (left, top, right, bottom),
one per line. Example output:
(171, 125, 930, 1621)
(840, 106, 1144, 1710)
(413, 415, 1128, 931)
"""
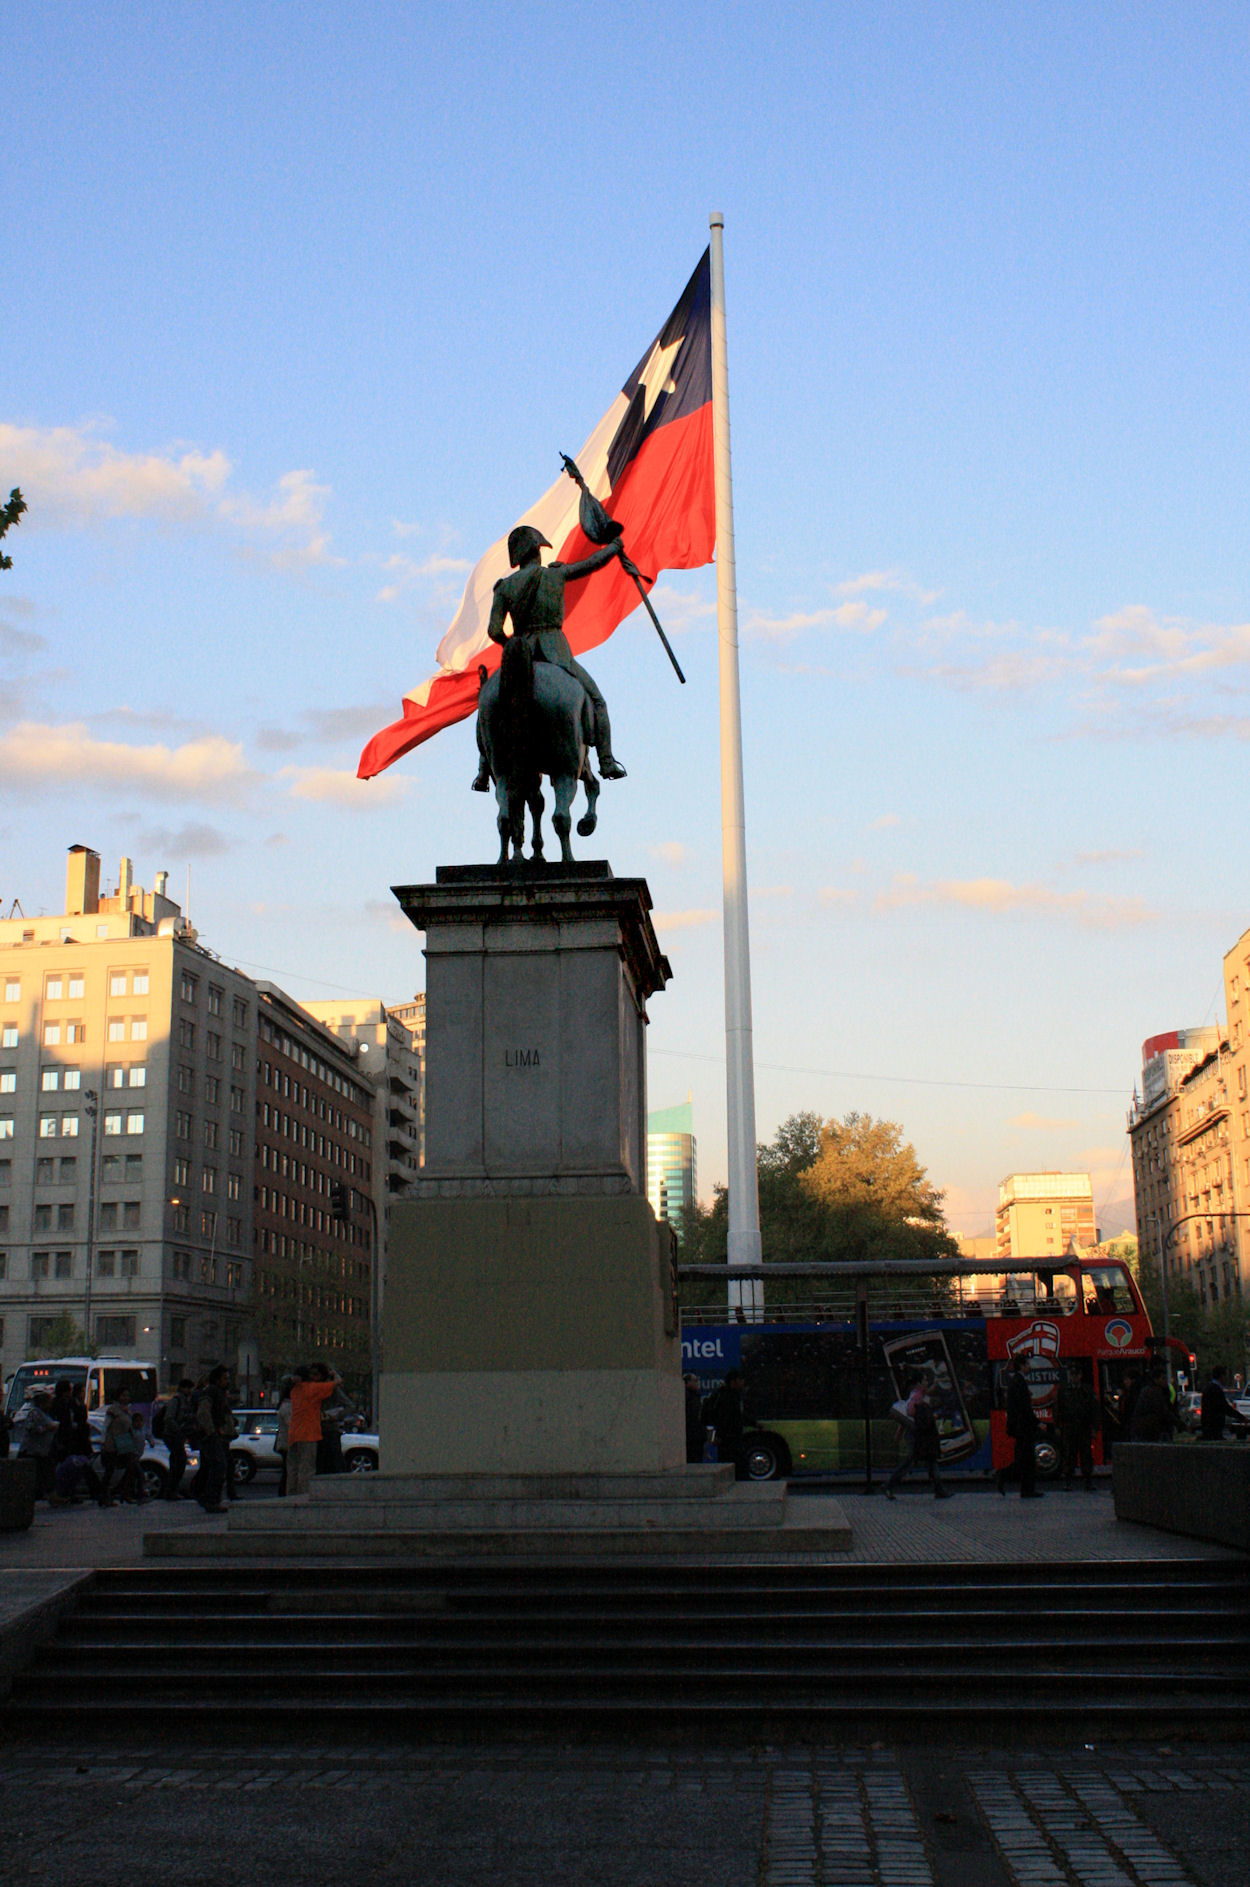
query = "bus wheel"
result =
(745, 1433, 791, 1481)
(1034, 1436, 1060, 1479)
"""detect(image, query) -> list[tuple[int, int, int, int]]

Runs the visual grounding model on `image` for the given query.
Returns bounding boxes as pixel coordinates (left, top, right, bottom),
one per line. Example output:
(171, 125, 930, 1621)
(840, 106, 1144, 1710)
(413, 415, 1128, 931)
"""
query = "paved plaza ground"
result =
(1, 1483, 1247, 1887)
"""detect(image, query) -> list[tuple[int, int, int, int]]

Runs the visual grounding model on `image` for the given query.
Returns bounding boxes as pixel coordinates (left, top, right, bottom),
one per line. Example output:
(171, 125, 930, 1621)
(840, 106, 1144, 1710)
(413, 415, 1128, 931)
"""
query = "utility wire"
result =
(649, 1044, 1127, 1097)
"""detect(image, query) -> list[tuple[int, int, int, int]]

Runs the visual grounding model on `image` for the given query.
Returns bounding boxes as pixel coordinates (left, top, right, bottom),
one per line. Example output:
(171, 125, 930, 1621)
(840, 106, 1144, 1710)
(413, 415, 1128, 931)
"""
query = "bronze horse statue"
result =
(475, 638, 600, 864)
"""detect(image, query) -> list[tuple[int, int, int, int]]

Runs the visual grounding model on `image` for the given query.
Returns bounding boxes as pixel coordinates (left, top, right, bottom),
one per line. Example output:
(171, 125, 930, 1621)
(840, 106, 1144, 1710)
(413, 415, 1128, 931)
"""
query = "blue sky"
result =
(5, 3, 1250, 1235)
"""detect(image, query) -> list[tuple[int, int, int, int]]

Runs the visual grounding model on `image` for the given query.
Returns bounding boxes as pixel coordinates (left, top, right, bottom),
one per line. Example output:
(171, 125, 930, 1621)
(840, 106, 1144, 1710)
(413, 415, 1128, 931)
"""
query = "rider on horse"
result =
(472, 523, 628, 790)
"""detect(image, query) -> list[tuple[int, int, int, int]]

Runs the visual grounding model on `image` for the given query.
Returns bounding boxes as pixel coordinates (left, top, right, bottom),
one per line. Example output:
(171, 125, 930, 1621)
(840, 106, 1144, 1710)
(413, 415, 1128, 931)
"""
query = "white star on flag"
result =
(636, 331, 683, 420)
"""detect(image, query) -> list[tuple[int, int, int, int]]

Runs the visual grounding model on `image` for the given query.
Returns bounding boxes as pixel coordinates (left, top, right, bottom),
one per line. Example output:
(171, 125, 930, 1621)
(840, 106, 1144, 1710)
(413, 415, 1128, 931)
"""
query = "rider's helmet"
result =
(507, 524, 551, 567)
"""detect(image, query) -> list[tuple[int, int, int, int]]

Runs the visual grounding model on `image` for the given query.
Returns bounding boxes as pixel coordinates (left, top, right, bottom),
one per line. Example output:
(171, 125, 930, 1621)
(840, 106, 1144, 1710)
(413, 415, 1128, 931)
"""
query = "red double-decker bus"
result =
(679, 1255, 1166, 1481)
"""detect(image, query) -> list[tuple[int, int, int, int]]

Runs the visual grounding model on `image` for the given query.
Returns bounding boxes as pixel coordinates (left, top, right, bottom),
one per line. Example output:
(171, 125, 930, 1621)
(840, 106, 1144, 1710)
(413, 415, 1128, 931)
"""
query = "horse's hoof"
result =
(576, 814, 597, 837)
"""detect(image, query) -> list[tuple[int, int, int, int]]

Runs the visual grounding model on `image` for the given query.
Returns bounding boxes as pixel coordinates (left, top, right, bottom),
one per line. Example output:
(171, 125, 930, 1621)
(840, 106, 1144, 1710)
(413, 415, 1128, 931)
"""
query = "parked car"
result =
(341, 1430, 379, 1473)
(229, 1408, 282, 1483)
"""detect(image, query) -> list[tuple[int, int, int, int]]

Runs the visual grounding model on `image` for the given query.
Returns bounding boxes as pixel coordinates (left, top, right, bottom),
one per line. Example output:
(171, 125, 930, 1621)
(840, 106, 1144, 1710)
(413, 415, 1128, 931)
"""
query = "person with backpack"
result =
(98, 1386, 145, 1506)
(701, 1370, 747, 1480)
(156, 1377, 196, 1501)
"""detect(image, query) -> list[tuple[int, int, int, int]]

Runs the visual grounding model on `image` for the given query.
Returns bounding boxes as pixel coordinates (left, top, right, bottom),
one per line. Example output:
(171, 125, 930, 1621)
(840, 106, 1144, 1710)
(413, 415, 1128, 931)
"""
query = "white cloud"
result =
(0, 422, 337, 567)
(138, 821, 233, 859)
(0, 721, 259, 804)
(874, 873, 1156, 929)
(743, 601, 886, 641)
(375, 550, 473, 603)
(649, 841, 688, 867)
(818, 886, 860, 906)
(652, 908, 718, 932)
(1009, 1111, 1083, 1131)
(282, 766, 408, 807)
(870, 813, 901, 830)
(835, 569, 938, 605)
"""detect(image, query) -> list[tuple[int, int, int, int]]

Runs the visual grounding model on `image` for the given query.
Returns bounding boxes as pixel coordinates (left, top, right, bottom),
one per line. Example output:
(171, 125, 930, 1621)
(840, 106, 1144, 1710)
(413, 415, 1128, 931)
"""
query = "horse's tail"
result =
(495, 634, 536, 781)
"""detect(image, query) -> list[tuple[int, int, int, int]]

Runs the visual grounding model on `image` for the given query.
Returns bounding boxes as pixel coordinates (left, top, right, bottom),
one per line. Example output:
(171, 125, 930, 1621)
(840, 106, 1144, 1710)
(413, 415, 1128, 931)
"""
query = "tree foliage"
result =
(26, 1310, 91, 1359)
(1127, 1235, 1250, 1378)
(682, 1110, 958, 1307)
(0, 488, 25, 571)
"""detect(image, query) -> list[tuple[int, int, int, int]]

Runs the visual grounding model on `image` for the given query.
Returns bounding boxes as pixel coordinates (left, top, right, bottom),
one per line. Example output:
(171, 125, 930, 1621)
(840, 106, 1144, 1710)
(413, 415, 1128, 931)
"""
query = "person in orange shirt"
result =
(286, 1365, 339, 1496)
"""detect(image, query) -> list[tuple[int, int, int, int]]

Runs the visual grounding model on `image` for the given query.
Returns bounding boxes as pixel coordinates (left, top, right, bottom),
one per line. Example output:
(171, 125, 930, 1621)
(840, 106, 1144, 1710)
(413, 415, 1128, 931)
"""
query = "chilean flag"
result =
(358, 251, 714, 779)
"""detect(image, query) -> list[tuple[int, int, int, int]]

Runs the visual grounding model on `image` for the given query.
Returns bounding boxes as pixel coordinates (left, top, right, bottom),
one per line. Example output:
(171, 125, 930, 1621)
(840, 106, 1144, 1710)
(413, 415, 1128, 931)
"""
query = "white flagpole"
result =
(709, 212, 763, 1317)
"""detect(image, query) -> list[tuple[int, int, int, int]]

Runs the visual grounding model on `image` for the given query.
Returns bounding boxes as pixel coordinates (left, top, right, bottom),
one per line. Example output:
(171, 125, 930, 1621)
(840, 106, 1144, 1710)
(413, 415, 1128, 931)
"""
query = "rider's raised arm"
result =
(555, 540, 623, 584)
(487, 578, 511, 645)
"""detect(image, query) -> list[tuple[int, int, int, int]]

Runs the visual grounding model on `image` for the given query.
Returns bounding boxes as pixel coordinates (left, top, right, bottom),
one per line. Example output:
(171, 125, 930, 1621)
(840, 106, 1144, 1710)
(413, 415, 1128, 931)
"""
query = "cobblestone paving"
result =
(2, 1739, 1242, 1887)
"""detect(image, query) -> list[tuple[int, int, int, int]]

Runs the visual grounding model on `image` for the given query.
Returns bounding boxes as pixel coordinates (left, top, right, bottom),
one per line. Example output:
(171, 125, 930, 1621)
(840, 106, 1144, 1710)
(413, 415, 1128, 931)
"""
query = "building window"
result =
(38, 1116, 57, 1139)
(108, 1020, 125, 1042)
(205, 1076, 220, 1105)
(206, 1031, 222, 1061)
(31, 1251, 50, 1278)
(173, 1250, 192, 1281)
(99, 1203, 118, 1232)
(59, 1157, 76, 1182)
(33, 1205, 51, 1232)
(227, 1220, 242, 1251)
(28, 1315, 61, 1350)
(0, 1159, 9, 1186)
(40, 1069, 58, 1092)
(120, 1250, 139, 1278)
(68, 975, 84, 999)
(96, 1314, 135, 1348)
(229, 1128, 244, 1157)
(96, 1250, 115, 1276)
(56, 1204, 74, 1231)
(1, 1026, 16, 1048)
(230, 1086, 244, 1114)
(4, 979, 19, 1002)
(125, 1153, 142, 1180)
(126, 1112, 144, 1136)
(54, 1249, 72, 1278)
(106, 1066, 125, 1089)
(66, 1022, 84, 1044)
(123, 1201, 141, 1230)
(0, 1072, 14, 1094)
(233, 998, 248, 1028)
(208, 986, 223, 1017)
(226, 1172, 241, 1202)
(109, 973, 127, 997)
(0, 1120, 12, 1140)
(61, 1116, 78, 1138)
(173, 1157, 190, 1188)
(0, 1253, 5, 1279)
(46, 977, 63, 1001)
(104, 1112, 122, 1136)
(178, 1019, 196, 1050)
(128, 1066, 146, 1088)
(64, 1068, 81, 1090)
(181, 972, 197, 1004)
(204, 1119, 220, 1151)
(134, 971, 149, 995)
(175, 1112, 192, 1142)
(130, 1018, 147, 1042)
(170, 1316, 187, 1347)
(44, 1024, 61, 1046)
(178, 1065, 195, 1095)
(231, 1042, 246, 1071)
(100, 1154, 121, 1182)
(202, 1167, 217, 1195)
(226, 1258, 244, 1284)
(172, 1204, 189, 1233)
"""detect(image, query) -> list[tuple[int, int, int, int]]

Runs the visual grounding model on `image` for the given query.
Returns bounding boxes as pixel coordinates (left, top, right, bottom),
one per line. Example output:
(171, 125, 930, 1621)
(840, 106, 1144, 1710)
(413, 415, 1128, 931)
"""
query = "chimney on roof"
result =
(117, 856, 134, 909)
(65, 845, 100, 916)
(154, 870, 169, 899)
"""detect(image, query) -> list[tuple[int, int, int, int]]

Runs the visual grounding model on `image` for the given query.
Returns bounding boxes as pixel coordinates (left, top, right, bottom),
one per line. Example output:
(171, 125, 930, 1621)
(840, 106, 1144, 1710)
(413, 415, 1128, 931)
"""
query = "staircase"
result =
(7, 1557, 1250, 1723)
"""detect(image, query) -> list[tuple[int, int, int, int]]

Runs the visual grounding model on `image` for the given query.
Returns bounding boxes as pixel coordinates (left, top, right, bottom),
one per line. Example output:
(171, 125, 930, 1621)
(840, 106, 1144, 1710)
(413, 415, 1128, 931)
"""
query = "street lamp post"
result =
(1152, 1209, 1250, 1383)
(83, 1089, 99, 1351)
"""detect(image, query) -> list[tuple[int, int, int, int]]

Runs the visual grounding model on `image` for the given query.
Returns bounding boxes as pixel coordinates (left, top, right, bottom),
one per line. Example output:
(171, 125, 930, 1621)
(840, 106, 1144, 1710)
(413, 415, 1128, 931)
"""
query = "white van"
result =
(3, 1355, 159, 1419)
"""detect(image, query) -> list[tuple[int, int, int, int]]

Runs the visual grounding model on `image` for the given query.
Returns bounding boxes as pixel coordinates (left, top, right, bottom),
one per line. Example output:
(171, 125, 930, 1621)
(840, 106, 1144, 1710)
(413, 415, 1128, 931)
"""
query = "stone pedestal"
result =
(381, 863, 682, 1476)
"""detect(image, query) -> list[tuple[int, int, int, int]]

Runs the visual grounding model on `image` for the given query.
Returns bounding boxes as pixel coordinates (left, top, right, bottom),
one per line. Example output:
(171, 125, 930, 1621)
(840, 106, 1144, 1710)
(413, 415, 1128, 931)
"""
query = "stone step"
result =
(310, 1468, 735, 1502)
(143, 1502, 853, 1560)
(220, 1486, 789, 1534)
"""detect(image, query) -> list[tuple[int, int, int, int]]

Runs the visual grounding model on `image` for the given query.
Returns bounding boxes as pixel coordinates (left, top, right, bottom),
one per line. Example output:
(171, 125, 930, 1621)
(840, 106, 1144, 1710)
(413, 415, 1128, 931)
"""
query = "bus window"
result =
(1037, 1272, 1078, 1316)
(101, 1366, 157, 1410)
(1082, 1266, 1137, 1316)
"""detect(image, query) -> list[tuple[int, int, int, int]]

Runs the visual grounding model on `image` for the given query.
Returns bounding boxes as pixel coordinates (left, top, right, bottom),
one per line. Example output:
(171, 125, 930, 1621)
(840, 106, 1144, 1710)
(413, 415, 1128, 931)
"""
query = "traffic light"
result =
(330, 1183, 350, 1220)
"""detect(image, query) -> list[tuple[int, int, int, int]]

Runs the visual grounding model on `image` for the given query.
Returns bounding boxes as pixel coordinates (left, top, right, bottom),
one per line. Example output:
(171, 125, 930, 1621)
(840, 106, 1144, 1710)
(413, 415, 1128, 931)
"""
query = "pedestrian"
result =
(49, 1379, 100, 1505)
(286, 1365, 338, 1496)
(192, 1365, 236, 1512)
(1057, 1364, 1098, 1491)
(1200, 1364, 1233, 1441)
(316, 1367, 354, 1476)
(885, 1375, 951, 1499)
(17, 1389, 60, 1499)
(275, 1377, 294, 1496)
(701, 1369, 748, 1481)
(161, 1377, 196, 1500)
(999, 1355, 1043, 1498)
(1130, 1363, 1177, 1442)
(98, 1387, 145, 1505)
(684, 1373, 707, 1464)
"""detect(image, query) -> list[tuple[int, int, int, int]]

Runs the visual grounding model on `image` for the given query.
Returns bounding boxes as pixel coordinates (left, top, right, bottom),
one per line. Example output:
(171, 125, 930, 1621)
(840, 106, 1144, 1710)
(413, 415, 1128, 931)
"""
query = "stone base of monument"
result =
(144, 1465, 852, 1559)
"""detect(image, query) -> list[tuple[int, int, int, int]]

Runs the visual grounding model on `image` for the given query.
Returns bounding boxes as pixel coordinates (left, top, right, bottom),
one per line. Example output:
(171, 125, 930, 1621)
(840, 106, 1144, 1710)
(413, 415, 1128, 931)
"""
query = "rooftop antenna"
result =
(186, 864, 191, 923)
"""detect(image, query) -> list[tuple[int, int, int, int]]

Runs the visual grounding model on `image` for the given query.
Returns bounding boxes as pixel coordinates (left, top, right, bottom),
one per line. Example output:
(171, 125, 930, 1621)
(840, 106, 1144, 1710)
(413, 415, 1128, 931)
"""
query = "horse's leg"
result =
(494, 777, 511, 864)
(551, 774, 577, 864)
(576, 762, 600, 838)
(529, 781, 545, 860)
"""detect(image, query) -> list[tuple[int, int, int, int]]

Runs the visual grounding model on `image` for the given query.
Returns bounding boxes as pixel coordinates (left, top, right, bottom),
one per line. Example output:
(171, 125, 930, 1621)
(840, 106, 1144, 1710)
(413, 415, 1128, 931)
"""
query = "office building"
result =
(1130, 1026, 1240, 1315)
(646, 1098, 696, 1241)
(995, 1172, 1098, 1262)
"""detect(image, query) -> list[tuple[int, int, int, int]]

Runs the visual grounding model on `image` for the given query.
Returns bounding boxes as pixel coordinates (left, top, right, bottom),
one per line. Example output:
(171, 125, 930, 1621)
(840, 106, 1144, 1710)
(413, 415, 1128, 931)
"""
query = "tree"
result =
(0, 488, 25, 571)
(680, 1110, 958, 1311)
(25, 1310, 91, 1358)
